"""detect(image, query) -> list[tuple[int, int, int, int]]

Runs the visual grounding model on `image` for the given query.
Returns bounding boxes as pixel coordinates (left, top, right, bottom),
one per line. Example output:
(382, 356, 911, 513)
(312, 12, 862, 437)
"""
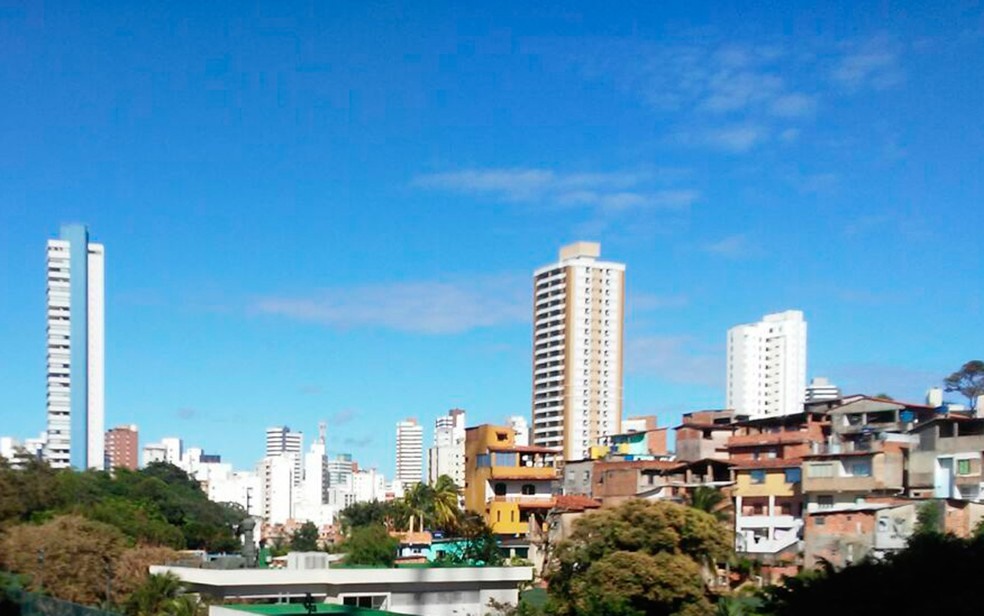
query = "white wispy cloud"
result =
(832, 36, 905, 90)
(529, 33, 905, 154)
(252, 275, 529, 334)
(625, 335, 723, 387)
(412, 168, 699, 212)
(701, 234, 760, 259)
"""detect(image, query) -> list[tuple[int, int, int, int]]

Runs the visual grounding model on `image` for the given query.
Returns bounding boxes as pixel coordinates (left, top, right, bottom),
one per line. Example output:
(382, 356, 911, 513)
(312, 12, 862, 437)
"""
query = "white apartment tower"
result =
(428, 409, 466, 487)
(395, 418, 423, 486)
(532, 242, 625, 462)
(266, 426, 303, 487)
(507, 416, 530, 447)
(45, 224, 105, 469)
(726, 310, 808, 419)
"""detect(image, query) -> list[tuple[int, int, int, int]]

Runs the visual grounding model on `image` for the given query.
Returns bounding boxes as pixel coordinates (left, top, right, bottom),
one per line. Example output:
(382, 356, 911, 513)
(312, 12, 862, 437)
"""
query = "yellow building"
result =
(732, 459, 804, 558)
(464, 425, 559, 536)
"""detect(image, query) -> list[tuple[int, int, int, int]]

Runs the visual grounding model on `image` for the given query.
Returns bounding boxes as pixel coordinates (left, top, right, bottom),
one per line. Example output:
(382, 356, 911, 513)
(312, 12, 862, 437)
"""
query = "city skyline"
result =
(1, 2, 982, 476)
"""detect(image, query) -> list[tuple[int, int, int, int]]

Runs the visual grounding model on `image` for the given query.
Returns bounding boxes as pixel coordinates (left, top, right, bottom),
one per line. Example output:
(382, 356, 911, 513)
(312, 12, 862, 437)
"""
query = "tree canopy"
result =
(342, 524, 399, 567)
(943, 360, 984, 408)
(546, 499, 730, 616)
(0, 460, 241, 553)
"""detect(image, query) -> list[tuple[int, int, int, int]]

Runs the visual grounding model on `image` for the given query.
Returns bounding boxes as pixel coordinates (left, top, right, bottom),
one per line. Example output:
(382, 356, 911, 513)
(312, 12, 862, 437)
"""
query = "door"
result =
(935, 457, 954, 498)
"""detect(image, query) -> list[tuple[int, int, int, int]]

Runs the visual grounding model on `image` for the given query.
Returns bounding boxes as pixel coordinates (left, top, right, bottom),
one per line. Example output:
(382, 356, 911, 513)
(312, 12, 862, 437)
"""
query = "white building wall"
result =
(45, 239, 73, 468)
(726, 310, 808, 419)
(85, 244, 105, 469)
(428, 410, 466, 487)
(508, 416, 530, 446)
(532, 242, 624, 461)
(396, 419, 423, 486)
(260, 455, 294, 525)
(208, 470, 262, 517)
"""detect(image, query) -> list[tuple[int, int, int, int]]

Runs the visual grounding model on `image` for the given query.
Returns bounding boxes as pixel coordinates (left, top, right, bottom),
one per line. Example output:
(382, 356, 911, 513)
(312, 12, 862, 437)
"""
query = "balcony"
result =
(735, 514, 800, 529)
(728, 432, 808, 447)
(490, 466, 557, 480)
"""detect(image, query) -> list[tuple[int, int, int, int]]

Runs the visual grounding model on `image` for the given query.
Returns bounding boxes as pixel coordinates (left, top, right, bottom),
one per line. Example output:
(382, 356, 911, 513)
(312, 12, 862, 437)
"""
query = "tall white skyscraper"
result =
(428, 408, 466, 487)
(726, 310, 808, 419)
(258, 454, 294, 524)
(395, 418, 423, 486)
(301, 422, 329, 506)
(266, 426, 303, 486)
(507, 416, 530, 447)
(45, 224, 105, 469)
(532, 242, 625, 462)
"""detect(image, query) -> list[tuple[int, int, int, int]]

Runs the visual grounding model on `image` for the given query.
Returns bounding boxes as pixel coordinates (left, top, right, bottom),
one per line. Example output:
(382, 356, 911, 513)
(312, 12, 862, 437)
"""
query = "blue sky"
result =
(1, 1, 982, 476)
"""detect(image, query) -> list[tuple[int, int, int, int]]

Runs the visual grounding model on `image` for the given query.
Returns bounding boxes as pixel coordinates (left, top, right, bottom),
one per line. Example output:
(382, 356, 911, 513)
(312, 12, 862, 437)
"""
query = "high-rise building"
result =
(45, 224, 105, 469)
(395, 418, 423, 486)
(531, 242, 625, 462)
(301, 422, 329, 506)
(266, 426, 303, 486)
(507, 416, 530, 447)
(258, 454, 294, 524)
(428, 409, 466, 487)
(805, 377, 841, 403)
(104, 425, 138, 471)
(327, 453, 354, 489)
(726, 310, 808, 419)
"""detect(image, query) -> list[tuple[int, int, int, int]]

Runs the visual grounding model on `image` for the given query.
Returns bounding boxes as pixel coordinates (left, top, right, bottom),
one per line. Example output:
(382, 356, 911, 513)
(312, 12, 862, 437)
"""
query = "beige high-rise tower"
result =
(531, 242, 625, 462)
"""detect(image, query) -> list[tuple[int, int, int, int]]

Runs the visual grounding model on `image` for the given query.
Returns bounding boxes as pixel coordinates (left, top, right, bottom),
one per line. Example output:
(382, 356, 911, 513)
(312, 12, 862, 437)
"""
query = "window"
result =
(845, 460, 872, 477)
(496, 452, 518, 467)
(476, 454, 491, 468)
(958, 459, 972, 475)
(494, 483, 507, 496)
(522, 484, 536, 495)
(784, 468, 802, 484)
(815, 516, 826, 526)
(750, 470, 766, 484)
(808, 463, 834, 478)
(817, 495, 834, 510)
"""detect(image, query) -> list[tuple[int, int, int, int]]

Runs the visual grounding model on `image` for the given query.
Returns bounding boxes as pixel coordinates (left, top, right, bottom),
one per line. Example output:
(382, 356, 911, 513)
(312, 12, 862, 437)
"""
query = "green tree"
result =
(340, 500, 394, 531)
(760, 533, 984, 616)
(342, 524, 398, 567)
(124, 571, 199, 616)
(547, 500, 730, 616)
(290, 521, 321, 552)
(944, 360, 984, 408)
(914, 500, 942, 536)
(690, 486, 729, 522)
(569, 551, 712, 616)
(0, 515, 126, 605)
(431, 475, 462, 533)
(403, 482, 434, 532)
(440, 512, 503, 566)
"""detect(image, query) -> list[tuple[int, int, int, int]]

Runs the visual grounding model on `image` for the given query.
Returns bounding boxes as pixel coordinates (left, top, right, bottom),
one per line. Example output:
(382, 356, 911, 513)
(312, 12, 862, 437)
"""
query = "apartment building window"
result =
(808, 463, 834, 478)
(845, 460, 872, 477)
(815, 516, 826, 526)
(750, 470, 766, 484)
(522, 484, 536, 495)
(958, 459, 972, 475)
(817, 495, 834, 510)
(784, 468, 802, 484)
(494, 483, 507, 496)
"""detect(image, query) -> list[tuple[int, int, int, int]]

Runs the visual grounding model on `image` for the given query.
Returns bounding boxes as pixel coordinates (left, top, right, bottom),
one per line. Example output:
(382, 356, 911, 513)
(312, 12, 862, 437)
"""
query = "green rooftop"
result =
(222, 603, 409, 615)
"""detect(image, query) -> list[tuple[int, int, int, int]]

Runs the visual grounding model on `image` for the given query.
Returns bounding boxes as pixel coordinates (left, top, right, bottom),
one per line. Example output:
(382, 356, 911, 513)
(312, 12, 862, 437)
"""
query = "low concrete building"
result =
(152, 564, 532, 616)
(733, 459, 804, 559)
(803, 501, 916, 568)
(909, 416, 984, 500)
(561, 459, 595, 497)
(591, 459, 686, 506)
(802, 438, 910, 512)
(674, 410, 738, 462)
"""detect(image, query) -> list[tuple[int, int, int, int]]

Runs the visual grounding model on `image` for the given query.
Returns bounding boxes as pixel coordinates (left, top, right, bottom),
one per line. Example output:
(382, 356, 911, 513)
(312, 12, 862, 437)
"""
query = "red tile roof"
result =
(554, 495, 602, 511)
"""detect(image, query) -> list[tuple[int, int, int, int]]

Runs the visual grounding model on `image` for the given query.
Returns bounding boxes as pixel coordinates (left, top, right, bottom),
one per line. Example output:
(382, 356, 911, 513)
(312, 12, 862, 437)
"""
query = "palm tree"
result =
(690, 486, 730, 522)
(431, 475, 462, 533)
(125, 572, 199, 616)
(403, 482, 434, 532)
